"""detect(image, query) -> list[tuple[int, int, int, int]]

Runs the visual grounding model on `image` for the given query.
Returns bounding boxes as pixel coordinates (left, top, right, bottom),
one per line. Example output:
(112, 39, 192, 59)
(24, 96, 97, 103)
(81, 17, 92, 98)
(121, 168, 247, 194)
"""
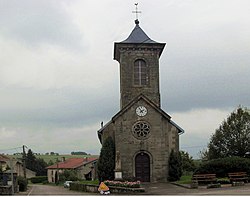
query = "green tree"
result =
(207, 106, 250, 160)
(59, 170, 78, 182)
(168, 149, 182, 181)
(180, 151, 196, 173)
(25, 149, 48, 176)
(97, 136, 115, 181)
(26, 149, 37, 171)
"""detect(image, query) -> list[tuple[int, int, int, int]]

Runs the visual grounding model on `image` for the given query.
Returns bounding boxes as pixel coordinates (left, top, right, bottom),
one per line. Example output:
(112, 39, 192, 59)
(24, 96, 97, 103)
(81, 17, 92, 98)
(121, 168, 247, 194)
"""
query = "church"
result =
(97, 18, 184, 182)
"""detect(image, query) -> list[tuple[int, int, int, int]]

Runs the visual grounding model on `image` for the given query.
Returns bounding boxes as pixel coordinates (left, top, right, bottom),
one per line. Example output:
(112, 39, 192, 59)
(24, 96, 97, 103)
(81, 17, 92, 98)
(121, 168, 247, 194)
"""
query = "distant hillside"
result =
(10, 154, 99, 164)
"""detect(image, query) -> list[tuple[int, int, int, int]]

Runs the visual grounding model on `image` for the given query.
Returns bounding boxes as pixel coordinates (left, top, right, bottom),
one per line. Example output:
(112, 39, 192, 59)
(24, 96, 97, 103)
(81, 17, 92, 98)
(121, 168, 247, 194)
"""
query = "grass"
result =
(176, 175, 192, 184)
(79, 180, 99, 185)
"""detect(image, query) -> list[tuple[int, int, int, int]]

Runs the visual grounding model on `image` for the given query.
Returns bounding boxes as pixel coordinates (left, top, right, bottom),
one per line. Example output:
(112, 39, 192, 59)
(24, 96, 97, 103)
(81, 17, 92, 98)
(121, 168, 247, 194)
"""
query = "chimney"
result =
(61, 157, 66, 162)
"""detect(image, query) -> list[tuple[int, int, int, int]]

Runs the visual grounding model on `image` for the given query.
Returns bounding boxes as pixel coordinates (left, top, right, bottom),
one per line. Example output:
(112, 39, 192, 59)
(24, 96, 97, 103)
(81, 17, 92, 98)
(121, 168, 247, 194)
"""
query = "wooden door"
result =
(135, 153, 150, 182)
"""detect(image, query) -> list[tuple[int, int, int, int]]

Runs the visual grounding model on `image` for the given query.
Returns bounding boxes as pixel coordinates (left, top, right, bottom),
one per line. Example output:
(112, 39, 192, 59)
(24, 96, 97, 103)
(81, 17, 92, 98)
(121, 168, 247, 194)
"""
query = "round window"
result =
(132, 121, 151, 140)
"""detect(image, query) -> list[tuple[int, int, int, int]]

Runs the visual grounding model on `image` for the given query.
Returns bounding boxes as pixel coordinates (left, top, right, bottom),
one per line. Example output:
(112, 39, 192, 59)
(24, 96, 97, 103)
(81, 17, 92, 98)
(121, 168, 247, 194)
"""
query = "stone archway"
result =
(135, 152, 150, 182)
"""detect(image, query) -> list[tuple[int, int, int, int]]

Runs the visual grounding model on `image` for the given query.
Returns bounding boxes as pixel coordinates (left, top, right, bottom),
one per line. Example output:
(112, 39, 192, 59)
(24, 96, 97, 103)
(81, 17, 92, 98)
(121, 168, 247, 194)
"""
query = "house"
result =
(0, 154, 36, 178)
(46, 157, 98, 183)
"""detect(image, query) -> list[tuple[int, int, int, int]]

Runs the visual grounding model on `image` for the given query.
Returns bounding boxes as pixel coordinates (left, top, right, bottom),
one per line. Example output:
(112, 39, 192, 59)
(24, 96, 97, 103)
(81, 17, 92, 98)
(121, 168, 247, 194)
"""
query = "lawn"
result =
(176, 175, 192, 184)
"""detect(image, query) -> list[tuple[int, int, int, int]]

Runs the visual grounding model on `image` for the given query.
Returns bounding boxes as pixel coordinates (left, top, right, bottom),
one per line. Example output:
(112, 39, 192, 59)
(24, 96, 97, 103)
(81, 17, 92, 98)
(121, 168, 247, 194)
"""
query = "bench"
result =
(192, 174, 217, 184)
(228, 172, 248, 183)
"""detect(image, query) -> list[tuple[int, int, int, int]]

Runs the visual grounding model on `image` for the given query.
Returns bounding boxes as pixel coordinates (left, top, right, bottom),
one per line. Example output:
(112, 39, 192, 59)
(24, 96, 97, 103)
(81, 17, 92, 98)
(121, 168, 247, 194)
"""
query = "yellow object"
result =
(98, 182, 109, 192)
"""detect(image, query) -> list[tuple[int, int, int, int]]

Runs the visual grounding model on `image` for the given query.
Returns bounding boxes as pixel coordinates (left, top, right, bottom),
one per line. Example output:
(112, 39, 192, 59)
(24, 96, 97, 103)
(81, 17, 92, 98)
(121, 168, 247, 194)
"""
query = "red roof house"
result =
(46, 157, 98, 183)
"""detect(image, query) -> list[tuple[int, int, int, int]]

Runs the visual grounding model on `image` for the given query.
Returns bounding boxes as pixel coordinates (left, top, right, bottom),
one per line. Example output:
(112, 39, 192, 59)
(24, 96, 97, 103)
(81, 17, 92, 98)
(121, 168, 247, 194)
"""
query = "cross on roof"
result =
(132, 3, 141, 21)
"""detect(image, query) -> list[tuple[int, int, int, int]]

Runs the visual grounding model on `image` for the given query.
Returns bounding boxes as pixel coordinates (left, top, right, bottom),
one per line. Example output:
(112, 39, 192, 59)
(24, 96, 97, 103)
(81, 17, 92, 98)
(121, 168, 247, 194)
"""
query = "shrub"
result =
(104, 180, 141, 188)
(30, 176, 47, 184)
(195, 156, 250, 178)
(17, 176, 28, 191)
(97, 137, 115, 182)
(168, 150, 182, 181)
(59, 170, 79, 182)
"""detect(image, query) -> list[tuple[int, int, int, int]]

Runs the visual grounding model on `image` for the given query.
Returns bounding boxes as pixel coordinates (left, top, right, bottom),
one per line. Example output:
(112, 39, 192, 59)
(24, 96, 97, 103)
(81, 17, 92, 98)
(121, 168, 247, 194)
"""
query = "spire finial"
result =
(132, 3, 141, 24)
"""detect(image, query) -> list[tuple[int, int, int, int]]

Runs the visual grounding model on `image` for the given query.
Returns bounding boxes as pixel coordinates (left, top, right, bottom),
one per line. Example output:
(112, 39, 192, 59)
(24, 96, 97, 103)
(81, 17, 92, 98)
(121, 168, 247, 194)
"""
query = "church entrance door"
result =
(135, 152, 150, 182)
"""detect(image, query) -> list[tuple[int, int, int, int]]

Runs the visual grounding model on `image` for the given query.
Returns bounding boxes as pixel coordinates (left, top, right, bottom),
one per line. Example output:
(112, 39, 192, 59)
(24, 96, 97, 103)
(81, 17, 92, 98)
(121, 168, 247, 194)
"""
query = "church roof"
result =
(97, 94, 184, 144)
(121, 20, 158, 44)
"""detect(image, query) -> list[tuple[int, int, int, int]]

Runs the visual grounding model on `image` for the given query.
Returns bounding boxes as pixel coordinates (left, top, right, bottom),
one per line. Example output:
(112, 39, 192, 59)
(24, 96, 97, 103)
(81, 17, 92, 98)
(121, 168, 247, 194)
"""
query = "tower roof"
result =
(114, 20, 166, 61)
(121, 20, 158, 44)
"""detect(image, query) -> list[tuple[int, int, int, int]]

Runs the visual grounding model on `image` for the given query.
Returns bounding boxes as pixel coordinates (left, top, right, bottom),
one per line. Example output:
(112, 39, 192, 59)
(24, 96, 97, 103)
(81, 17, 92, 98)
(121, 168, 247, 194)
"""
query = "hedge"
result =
(17, 176, 28, 191)
(30, 176, 48, 183)
(195, 157, 250, 178)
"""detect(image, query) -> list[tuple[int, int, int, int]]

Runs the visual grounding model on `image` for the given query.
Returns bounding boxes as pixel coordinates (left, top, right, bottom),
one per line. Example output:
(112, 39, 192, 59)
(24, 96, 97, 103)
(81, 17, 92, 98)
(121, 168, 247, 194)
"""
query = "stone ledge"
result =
(70, 182, 145, 194)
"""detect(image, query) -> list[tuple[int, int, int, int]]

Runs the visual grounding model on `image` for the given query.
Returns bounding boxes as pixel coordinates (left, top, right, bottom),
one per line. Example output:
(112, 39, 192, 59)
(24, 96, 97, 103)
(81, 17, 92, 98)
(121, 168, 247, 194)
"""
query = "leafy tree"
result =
(26, 149, 37, 171)
(25, 149, 48, 176)
(35, 158, 48, 176)
(48, 160, 54, 166)
(168, 149, 182, 181)
(59, 170, 79, 182)
(207, 106, 250, 160)
(97, 136, 115, 181)
(71, 151, 88, 155)
(180, 151, 196, 173)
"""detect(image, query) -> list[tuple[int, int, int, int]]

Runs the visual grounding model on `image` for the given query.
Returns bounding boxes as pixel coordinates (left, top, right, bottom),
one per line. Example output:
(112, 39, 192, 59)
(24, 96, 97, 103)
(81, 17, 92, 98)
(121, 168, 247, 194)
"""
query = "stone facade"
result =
(98, 20, 184, 182)
(46, 158, 98, 183)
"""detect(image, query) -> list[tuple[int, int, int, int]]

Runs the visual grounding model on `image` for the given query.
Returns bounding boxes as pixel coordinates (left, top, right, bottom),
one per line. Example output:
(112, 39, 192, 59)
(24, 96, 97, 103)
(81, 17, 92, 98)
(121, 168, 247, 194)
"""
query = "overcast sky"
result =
(0, 0, 250, 158)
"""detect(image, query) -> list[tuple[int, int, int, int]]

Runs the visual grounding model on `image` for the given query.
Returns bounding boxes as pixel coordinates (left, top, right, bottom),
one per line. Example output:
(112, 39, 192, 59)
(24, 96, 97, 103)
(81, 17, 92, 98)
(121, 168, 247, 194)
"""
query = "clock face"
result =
(136, 106, 147, 117)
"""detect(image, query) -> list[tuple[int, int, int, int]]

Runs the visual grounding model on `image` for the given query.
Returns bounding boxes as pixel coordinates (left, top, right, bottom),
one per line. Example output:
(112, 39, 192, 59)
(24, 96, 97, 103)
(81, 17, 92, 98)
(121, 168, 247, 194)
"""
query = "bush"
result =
(30, 176, 48, 184)
(104, 180, 141, 188)
(97, 137, 115, 182)
(17, 176, 28, 191)
(195, 156, 250, 178)
(168, 150, 182, 181)
(59, 170, 79, 182)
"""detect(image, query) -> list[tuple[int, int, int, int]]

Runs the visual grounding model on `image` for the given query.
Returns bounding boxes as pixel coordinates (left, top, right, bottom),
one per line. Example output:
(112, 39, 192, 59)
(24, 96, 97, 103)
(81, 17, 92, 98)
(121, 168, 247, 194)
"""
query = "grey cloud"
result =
(0, 86, 119, 128)
(0, 0, 87, 52)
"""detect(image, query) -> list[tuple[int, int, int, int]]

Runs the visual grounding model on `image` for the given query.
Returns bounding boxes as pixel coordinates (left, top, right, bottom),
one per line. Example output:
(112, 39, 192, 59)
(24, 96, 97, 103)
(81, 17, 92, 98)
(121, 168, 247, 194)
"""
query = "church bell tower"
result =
(97, 6, 184, 182)
(114, 19, 165, 109)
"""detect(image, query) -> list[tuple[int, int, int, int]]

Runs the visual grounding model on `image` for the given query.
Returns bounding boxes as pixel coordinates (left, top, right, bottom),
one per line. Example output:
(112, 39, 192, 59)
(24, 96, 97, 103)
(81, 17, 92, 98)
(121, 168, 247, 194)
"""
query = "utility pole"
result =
(22, 145, 27, 179)
(10, 158, 14, 195)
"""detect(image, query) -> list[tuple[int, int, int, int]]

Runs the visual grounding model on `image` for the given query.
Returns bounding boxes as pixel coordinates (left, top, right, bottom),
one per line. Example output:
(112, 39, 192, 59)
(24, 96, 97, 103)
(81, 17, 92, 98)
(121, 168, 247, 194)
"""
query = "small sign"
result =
(98, 182, 110, 195)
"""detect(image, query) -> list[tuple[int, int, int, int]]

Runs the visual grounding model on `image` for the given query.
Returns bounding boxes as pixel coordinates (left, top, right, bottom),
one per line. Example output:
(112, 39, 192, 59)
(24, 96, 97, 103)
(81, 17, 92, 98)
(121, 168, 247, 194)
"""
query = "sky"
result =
(0, 0, 250, 158)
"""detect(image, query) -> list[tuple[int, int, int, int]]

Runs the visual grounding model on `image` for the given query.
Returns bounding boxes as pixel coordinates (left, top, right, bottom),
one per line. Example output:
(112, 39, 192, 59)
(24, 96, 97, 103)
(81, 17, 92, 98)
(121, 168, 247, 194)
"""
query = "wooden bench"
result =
(192, 174, 217, 184)
(228, 172, 248, 183)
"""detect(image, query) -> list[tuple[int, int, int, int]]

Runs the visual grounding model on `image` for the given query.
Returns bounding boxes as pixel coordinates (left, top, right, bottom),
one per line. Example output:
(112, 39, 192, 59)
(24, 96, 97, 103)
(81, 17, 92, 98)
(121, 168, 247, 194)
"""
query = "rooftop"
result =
(120, 20, 158, 44)
(46, 157, 98, 169)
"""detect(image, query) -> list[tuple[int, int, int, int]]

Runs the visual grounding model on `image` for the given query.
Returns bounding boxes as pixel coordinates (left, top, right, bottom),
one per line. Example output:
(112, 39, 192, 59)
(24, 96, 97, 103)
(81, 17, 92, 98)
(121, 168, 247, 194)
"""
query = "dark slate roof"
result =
(121, 20, 158, 44)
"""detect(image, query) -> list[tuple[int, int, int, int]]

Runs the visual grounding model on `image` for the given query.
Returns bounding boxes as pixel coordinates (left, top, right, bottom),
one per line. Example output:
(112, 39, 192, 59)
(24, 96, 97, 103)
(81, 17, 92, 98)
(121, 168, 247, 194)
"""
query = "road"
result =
(17, 182, 250, 195)
(18, 184, 94, 196)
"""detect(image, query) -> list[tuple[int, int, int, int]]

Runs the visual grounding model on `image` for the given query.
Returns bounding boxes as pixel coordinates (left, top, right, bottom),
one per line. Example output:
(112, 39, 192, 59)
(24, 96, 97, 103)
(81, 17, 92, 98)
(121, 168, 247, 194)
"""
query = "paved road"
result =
(17, 182, 250, 195)
(17, 184, 93, 196)
(143, 182, 250, 195)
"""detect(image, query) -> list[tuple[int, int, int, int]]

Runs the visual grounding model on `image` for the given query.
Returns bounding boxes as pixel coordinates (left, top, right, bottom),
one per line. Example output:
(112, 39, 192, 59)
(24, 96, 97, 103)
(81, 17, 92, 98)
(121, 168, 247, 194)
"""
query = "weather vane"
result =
(132, 3, 141, 21)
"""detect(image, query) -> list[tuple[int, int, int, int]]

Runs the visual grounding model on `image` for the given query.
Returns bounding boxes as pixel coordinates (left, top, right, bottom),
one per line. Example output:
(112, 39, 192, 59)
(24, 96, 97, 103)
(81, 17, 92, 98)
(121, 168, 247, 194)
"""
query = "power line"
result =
(0, 146, 23, 153)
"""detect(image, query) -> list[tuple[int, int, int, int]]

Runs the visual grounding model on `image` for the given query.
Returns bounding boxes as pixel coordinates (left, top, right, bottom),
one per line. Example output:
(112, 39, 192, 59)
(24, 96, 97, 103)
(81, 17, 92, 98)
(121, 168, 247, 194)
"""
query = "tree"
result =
(207, 106, 250, 160)
(180, 151, 196, 173)
(26, 149, 37, 171)
(59, 170, 78, 182)
(25, 149, 48, 176)
(168, 149, 182, 181)
(97, 136, 115, 181)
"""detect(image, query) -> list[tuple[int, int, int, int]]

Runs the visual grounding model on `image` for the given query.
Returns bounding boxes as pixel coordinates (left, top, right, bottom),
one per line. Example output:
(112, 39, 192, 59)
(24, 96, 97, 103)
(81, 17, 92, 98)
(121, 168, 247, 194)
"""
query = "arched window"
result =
(134, 59, 148, 86)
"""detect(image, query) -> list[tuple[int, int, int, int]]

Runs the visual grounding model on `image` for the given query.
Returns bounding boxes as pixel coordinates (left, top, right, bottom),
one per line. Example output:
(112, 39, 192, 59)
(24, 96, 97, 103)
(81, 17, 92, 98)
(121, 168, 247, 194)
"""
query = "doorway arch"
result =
(135, 152, 150, 182)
